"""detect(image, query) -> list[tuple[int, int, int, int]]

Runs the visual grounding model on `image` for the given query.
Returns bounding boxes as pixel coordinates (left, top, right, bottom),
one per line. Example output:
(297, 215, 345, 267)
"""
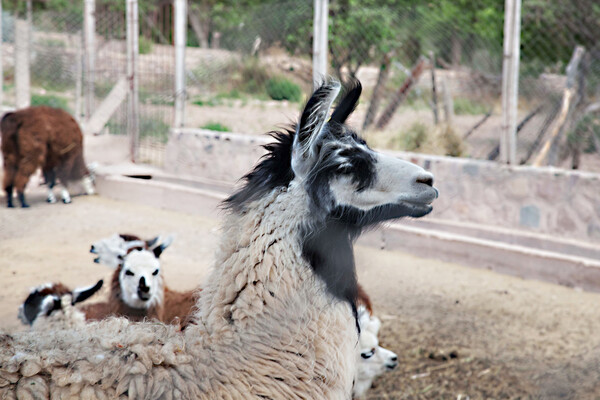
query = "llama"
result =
(1, 106, 95, 208)
(89, 233, 199, 324)
(0, 79, 437, 399)
(18, 281, 103, 328)
(353, 305, 399, 398)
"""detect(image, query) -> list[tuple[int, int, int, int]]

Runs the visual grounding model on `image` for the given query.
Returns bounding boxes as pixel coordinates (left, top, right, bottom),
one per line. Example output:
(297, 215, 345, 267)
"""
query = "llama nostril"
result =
(416, 175, 433, 187)
(139, 277, 150, 293)
(391, 356, 398, 362)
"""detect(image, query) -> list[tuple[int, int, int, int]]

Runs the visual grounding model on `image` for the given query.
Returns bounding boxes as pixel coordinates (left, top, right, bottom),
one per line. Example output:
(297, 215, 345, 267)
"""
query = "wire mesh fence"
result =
(0, 0, 598, 172)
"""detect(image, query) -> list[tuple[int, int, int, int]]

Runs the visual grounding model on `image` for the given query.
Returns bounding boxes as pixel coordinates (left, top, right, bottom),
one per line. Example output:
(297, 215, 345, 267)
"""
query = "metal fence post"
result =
(312, 0, 328, 86)
(0, 0, 3, 107)
(174, 0, 187, 129)
(75, 31, 83, 123)
(14, 18, 30, 109)
(500, 0, 522, 165)
(127, 0, 140, 162)
(84, 0, 95, 119)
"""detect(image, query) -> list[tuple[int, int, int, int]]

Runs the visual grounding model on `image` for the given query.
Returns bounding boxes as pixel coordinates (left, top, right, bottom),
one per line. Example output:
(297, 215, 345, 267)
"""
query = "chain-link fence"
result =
(1, 1, 598, 171)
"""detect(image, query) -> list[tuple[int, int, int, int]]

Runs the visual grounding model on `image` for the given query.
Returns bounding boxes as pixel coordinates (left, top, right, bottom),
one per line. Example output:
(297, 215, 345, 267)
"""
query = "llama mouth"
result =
(137, 291, 151, 301)
(93, 257, 100, 264)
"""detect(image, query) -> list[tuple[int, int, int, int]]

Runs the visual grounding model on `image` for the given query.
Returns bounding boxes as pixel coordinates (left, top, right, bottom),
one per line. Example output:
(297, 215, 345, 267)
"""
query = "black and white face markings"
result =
(18, 280, 103, 325)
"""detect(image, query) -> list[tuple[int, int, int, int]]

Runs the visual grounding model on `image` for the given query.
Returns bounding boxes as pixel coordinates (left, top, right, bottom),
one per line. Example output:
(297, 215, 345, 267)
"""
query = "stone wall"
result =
(166, 129, 600, 244)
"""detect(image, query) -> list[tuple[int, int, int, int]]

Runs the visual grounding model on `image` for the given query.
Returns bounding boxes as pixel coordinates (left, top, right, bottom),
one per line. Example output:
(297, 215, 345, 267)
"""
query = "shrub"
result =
(201, 122, 230, 132)
(139, 35, 154, 55)
(139, 116, 170, 144)
(394, 122, 430, 152)
(239, 58, 270, 94)
(453, 97, 489, 115)
(265, 76, 302, 102)
(31, 94, 70, 112)
(568, 114, 600, 154)
(435, 124, 466, 157)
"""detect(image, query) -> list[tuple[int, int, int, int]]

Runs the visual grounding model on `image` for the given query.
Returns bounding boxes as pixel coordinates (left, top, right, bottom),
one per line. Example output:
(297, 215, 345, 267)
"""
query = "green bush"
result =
(139, 35, 154, 55)
(201, 122, 230, 132)
(395, 122, 429, 152)
(453, 98, 489, 115)
(568, 114, 600, 153)
(139, 116, 170, 144)
(30, 94, 70, 112)
(265, 76, 302, 102)
(239, 58, 271, 94)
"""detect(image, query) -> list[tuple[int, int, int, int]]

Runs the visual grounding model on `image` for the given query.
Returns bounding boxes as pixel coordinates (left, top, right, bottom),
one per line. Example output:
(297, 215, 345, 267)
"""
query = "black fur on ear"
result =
(152, 235, 173, 258)
(330, 80, 362, 125)
(145, 236, 160, 249)
(153, 245, 165, 258)
(71, 280, 104, 305)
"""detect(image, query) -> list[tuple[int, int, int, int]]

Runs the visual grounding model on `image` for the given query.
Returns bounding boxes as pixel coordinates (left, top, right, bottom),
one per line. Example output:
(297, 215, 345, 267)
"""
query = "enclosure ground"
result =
(1, 192, 599, 399)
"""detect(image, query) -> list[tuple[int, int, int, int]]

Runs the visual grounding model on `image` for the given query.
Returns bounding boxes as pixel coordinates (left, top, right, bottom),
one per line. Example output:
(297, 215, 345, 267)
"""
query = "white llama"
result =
(0, 80, 437, 399)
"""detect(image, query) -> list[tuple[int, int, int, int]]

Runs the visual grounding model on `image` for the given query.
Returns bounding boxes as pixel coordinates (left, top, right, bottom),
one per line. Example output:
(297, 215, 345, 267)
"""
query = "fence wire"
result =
(1, 1, 599, 171)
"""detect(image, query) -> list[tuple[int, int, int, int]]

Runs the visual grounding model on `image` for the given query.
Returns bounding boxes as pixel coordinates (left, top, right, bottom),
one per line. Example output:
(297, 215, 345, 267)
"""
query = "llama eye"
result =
(125, 270, 134, 276)
(152, 269, 159, 276)
(361, 349, 375, 359)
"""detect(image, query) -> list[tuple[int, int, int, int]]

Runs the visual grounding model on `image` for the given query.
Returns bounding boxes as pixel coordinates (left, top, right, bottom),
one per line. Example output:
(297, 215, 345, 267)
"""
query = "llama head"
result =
(117, 236, 173, 310)
(226, 79, 437, 225)
(90, 233, 156, 268)
(18, 280, 103, 325)
(353, 306, 398, 398)
(292, 80, 438, 226)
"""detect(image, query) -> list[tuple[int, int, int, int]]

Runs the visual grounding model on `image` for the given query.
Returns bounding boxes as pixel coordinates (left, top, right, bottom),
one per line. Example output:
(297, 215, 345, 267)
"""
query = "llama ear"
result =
(145, 236, 160, 249)
(71, 280, 103, 305)
(330, 80, 362, 125)
(292, 80, 341, 178)
(153, 235, 174, 258)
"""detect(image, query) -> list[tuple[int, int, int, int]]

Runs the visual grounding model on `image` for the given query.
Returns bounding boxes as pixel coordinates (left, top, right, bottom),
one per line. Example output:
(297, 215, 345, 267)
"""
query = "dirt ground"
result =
(2, 189, 600, 399)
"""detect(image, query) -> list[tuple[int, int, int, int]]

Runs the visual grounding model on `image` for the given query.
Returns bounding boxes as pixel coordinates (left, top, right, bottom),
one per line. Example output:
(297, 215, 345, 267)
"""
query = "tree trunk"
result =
(189, 8, 209, 48)
(451, 30, 462, 66)
(362, 52, 393, 131)
(375, 57, 427, 130)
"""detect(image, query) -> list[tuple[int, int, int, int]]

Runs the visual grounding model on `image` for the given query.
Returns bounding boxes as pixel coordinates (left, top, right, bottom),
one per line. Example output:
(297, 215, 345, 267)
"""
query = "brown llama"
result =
(1, 106, 95, 208)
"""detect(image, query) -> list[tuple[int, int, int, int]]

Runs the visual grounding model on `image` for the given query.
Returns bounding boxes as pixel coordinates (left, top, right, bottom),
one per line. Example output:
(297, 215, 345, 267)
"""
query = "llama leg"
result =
(13, 164, 38, 208)
(4, 185, 14, 208)
(60, 186, 71, 204)
(43, 169, 57, 203)
(3, 166, 16, 208)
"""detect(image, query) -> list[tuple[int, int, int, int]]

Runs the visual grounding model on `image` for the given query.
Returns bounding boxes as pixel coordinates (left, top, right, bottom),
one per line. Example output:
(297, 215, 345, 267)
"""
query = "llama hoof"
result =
(62, 197, 72, 204)
(7, 202, 14, 208)
(47, 194, 57, 204)
(21, 203, 30, 208)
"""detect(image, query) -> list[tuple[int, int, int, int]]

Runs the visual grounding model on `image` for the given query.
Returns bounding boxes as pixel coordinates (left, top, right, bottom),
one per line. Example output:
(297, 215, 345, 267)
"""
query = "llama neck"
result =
(191, 182, 357, 398)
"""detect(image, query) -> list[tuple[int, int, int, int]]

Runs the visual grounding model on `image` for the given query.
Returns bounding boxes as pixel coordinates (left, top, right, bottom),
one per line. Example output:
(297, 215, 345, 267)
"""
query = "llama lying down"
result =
(88, 233, 199, 324)
(18, 281, 104, 328)
(0, 80, 437, 399)
(353, 306, 398, 398)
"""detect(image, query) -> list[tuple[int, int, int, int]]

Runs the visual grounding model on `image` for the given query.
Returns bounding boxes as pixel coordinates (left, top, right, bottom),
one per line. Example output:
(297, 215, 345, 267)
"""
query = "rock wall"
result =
(166, 129, 600, 244)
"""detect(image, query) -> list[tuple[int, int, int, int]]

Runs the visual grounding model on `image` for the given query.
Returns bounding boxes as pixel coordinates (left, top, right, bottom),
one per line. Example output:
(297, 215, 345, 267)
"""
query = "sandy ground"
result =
(2, 190, 600, 398)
